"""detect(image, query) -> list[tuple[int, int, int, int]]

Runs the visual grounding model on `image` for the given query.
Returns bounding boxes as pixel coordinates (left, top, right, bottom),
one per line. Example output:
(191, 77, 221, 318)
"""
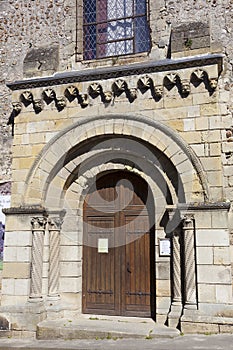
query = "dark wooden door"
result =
(82, 171, 155, 317)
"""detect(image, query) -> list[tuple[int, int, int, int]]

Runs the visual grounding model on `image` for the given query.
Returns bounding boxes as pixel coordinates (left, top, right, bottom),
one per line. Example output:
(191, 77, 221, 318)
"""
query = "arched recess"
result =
(24, 114, 209, 209)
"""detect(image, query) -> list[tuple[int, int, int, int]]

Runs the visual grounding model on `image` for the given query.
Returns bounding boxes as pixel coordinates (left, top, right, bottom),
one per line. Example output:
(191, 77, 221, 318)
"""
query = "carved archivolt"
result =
(13, 68, 219, 116)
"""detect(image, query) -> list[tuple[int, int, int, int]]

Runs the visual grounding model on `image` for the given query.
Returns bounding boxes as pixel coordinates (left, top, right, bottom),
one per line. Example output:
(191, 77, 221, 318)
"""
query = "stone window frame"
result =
(75, 0, 151, 63)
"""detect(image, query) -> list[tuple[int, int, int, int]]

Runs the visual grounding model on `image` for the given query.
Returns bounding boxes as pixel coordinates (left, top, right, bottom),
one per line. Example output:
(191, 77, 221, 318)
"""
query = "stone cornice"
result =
(167, 202, 231, 212)
(3, 206, 47, 216)
(7, 54, 223, 91)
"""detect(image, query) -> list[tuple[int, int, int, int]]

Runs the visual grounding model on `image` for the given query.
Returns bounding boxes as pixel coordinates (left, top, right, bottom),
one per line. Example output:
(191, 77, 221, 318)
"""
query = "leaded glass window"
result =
(83, 0, 150, 60)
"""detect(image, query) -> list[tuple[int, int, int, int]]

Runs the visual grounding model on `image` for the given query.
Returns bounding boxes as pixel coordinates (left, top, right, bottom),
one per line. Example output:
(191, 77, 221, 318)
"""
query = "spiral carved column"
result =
(182, 215, 197, 309)
(29, 217, 47, 301)
(172, 229, 182, 305)
(48, 216, 63, 299)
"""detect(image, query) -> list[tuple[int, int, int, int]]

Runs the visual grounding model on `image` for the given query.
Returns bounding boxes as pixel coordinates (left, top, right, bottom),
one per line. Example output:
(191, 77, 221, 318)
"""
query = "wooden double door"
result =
(82, 171, 155, 317)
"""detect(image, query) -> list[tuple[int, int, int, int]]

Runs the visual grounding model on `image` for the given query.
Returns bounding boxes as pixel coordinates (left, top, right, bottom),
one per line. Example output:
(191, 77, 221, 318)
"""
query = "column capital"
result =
(31, 217, 47, 231)
(48, 217, 63, 231)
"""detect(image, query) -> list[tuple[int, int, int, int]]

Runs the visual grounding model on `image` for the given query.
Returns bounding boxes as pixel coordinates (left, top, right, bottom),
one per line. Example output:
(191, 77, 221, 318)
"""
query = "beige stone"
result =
(2, 263, 30, 279)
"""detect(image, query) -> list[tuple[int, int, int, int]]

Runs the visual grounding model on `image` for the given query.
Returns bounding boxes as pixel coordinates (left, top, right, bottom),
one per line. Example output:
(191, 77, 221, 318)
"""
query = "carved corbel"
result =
(209, 78, 218, 90)
(79, 93, 89, 107)
(127, 88, 137, 102)
(42, 88, 56, 103)
(12, 102, 22, 115)
(154, 85, 163, 98)
(103, 91, 113, 103)
(138, 75, 152, 90)
(181, 80, 191, 94)
(33, 99, 44, 114)
(56, 96, 67, 111)
(20, 91, 33, 106)
(226, 126, 233, 140)
(88, 83, 102, 97)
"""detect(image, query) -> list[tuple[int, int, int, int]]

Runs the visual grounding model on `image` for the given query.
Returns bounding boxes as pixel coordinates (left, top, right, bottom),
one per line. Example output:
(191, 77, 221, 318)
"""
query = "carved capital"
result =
(31, 217, 47, 231)
(48, 217, 63, 231)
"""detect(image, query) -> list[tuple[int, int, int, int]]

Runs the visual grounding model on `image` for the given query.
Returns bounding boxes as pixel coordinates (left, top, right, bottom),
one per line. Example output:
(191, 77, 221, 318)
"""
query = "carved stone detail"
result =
(193, 69, 205, 80)
(79, 93, 89, 107)
(154, 85, 163, 97)
(209, 78, 218, 90)
(128, 88, 137, 101)
(181, 80, 191, 94)
(103, 91, 113, 103)
(182, 215, 197, 309)
(165, 73, 178, 84)
(29, 217, 47, 301)
(20, 91, 33, 105)
(89, 83, 101, 97)
(33, 99, 44, 113)
(42, 88, 56, 101)
(65, 85, 79, 98)
(138, 75, 152, 89)
(113, 79, 126, 92)
(56, 96, 67, 110)
(12, 102, 22, 115)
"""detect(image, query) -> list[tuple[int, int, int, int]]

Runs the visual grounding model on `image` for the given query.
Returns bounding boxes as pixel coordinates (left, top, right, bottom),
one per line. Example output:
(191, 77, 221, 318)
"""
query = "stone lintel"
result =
(6, 54, 223, 91)
(167, 202, 231, 213)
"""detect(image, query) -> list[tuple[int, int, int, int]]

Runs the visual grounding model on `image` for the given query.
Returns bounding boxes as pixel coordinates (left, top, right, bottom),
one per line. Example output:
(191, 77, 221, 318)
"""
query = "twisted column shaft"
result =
(172, 230, 182, 304)
(183, 215, 197, 309)
(48, 217, 63, 298)
(29, 217, 47, 301)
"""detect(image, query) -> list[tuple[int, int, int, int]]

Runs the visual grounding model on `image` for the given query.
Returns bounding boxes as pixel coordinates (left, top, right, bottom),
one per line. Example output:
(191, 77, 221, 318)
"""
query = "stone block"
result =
(156, 280, 171, 297)
(1, 279, 14, 295)
(14, 279, 30, 296)
(198, 284, 216, 303)
(196, 247, 213, 264)
(3, 247, 31, 263)
(194, 211, 212, 229)
(197, 265, 231, 284)
(196, 229, 229, 247)
(209, 143, 221, 156)
(2, 263, 30, 279)
(59, 277, 82, 293)
(181, 322, 219, 334)
(215, 284, 232, 303)
(219, 325, 233, 333)
(213, 247, 231, 265)
(60, 262, 82, 277)
(195, 117, 208, 131)
(5, 231, 32, 247)
(201, 157, 221, 171)
(60, 246, 82, 261)
(211, 211, 228, 229)
(200, 103, 219, 116)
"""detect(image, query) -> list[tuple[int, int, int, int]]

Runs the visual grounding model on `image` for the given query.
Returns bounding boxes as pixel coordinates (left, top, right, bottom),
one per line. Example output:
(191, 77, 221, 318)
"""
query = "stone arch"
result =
(24, 114, 209, 206)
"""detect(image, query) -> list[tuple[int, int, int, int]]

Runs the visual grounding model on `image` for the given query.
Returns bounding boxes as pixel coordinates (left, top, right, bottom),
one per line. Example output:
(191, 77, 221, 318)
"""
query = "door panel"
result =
(83, 171, 154, 317)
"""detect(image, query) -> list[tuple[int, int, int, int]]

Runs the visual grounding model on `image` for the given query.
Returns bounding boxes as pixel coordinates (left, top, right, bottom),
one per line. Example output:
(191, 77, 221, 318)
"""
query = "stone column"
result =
(29, 217, 47, 301)
(48, 215, 63, 299)
(182, 215, 197, 309)
(172, 229, 182, 305)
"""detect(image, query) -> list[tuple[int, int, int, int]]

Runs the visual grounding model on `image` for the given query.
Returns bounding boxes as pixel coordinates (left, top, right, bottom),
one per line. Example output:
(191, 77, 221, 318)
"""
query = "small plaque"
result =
(98, 238, 108, 253)
(159, 238, 171, 257)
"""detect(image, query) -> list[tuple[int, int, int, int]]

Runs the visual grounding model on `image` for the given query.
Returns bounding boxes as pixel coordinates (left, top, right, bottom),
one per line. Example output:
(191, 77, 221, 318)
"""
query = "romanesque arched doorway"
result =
(82, 170, 155, 317)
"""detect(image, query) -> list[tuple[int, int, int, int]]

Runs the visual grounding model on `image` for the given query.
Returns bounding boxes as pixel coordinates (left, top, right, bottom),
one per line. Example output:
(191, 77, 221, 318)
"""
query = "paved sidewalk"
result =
(0, 334, 232, 350)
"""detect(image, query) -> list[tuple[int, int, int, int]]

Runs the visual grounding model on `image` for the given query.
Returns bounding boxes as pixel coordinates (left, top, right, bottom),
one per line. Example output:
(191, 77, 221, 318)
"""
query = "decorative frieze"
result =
(9, 57, 221, 118)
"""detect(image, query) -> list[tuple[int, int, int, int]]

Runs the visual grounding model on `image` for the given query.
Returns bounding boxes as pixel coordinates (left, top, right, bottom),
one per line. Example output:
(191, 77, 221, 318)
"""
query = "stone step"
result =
(37, 316, 180, 340)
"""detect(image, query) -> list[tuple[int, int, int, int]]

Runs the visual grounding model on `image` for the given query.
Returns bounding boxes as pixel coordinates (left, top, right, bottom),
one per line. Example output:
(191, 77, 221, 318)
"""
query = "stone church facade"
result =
(0, 0, 232, 335)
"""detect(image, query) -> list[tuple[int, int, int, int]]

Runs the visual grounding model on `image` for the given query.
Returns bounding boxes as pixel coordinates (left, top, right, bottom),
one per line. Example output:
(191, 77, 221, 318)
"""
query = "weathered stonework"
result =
(0, 0, 232, 338)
